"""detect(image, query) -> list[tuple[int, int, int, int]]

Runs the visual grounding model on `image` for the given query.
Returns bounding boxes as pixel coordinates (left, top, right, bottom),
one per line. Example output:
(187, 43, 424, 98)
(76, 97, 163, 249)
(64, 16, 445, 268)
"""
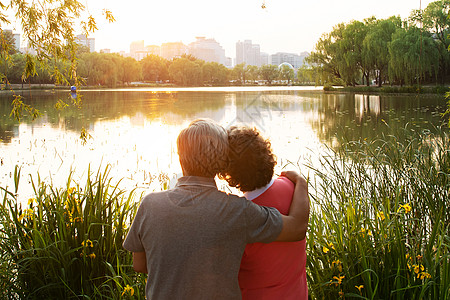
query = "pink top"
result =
(239, 176, 308, 300)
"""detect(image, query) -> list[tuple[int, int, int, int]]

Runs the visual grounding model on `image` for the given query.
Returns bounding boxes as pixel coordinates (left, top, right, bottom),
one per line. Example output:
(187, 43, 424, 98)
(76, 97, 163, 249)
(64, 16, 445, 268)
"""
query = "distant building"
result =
(260, 52, 269, 66)
(188, 37, 226, 65)
(145, 45, 161, 56)
(1, 29, 20, 52)
(13, 33, 20, 51)
(236, 40, 262, 66)
(130, 40, 144, 60)
(161, 42, 188, 60)
(129, 43, 161, 61)
(225, 57, 233, 68)
(76, 34, 95, 52)
(100, 49, 111, 54)
(270, 52, 304, 68)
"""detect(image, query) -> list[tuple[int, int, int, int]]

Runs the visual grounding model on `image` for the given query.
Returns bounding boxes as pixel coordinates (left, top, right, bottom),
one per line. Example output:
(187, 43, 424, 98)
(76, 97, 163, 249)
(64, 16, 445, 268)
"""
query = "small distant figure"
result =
(261, 2, 266, 9)
(70, 86, 76, 92)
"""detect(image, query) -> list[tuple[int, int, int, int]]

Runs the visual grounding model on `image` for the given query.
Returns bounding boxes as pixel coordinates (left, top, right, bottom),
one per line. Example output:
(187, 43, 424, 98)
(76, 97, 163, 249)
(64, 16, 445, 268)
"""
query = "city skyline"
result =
(84, 0, 431, 57)
(4, 0, 433, 59)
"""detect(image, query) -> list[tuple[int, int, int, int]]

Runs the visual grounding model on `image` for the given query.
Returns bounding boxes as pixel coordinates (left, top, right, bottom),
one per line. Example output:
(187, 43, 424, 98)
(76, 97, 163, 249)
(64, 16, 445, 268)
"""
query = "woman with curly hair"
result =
(221, 126, 309, 300)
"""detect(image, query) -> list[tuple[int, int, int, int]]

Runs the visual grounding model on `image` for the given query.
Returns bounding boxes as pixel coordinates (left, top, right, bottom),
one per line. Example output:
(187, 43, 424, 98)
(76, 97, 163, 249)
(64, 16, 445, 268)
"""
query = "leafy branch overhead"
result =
(1, 0, 114, 120)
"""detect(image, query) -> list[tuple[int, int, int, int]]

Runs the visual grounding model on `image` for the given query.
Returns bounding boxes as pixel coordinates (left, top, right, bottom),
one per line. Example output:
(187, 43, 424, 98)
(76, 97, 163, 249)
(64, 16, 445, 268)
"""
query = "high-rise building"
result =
(145, 45, 161, 56)
(130, 40, 144, 60)
(1, 29, 20, 52)
(260, 52, 269, 66)
(129, 43, 161, 61)
(13, 33, 20, 51)
(236, 40, 262, 66)
(76, 34, 95, 52)
(188, 37, 226, 65)
(270, 52, 304, 68)
(161, 42, 188, 60)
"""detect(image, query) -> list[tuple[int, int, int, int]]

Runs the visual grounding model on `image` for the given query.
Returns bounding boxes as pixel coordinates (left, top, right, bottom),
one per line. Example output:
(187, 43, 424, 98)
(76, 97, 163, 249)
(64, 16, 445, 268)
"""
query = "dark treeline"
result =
(1, 50, 298, 88)
(303, 0, 450, 87)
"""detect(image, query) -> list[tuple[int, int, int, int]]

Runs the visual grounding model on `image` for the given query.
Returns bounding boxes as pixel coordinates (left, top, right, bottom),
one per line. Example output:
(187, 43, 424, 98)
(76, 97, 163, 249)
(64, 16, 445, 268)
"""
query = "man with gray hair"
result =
(123, 118, 309, 299)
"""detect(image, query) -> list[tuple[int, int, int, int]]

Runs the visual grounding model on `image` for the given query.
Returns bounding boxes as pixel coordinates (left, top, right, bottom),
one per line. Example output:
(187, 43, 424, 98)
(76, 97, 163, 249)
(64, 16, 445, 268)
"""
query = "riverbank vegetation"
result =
(1, 125, 448, 299)
(304, 0, 450, 87)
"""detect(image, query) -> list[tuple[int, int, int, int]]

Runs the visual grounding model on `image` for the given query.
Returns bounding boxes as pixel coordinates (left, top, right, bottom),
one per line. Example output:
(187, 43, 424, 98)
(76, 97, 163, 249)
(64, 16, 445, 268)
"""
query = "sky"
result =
(9, 0, 435, 58)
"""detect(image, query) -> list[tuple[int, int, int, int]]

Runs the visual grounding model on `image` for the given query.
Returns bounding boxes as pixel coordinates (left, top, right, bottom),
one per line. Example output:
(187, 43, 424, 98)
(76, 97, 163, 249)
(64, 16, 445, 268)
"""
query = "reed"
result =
(1, 125, 449, 299)
(305, 125, 450, 299)
(0, 165, 147, 299)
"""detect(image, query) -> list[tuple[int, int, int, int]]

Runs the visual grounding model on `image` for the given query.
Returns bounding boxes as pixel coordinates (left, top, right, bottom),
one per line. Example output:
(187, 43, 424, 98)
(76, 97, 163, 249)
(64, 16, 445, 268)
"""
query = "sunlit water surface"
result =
(0, 87, 446, 201)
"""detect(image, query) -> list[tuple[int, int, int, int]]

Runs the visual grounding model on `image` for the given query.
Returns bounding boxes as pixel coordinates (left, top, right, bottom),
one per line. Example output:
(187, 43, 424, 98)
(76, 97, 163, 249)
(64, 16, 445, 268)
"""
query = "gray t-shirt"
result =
(123, 176, 283, 299)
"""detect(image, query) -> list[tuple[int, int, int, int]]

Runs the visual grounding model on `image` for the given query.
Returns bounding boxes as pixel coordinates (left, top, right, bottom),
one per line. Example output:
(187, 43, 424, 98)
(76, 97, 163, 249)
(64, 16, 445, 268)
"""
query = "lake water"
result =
(0, 87, 446, 199)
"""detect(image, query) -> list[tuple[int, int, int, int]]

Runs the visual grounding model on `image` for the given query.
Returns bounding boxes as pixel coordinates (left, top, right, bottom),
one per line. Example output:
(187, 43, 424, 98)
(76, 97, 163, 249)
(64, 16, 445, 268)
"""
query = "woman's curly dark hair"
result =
(220, 126, 276, 192)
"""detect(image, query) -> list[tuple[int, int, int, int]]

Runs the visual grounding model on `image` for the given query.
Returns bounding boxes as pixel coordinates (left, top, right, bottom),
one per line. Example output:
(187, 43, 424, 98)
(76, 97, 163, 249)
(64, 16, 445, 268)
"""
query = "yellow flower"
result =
(82, 239, 93, 248)
(328, 242, 335, 250)
(332, 260, 343, 272)
(333, 275, 345, 285)
(360, 227, 372, 236)
(397, 203, 412, 214)
(377, 211, 385, 221)
(339, 290, 344, 297)
(122, 284, 134, 297)
(18, 208, 34, 221)
(418, 272, 431, 280)
(416, 255, 423, 260)
(413, 264, 424, 274)
(89, 253, 96, 259)
(323, 246, 329, 253)
(28, 198, 36, 206)
(68, 187, 76, 195)
(356, 285, 364, 293)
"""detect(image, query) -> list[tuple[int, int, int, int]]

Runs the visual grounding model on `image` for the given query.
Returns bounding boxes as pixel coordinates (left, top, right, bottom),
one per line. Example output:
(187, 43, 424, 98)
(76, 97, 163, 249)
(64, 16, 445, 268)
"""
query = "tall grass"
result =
(0, 166, 147, 299)
(306, 125, 450, 299)
(1, 126, 449, 299)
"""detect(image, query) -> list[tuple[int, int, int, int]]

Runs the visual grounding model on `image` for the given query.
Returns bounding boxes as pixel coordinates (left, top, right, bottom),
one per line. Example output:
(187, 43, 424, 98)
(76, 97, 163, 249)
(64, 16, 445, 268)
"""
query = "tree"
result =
(388, 26, 439, 85)
(168, 57, 202, 86)
(2, 0, 114, 121)
(259, 64, 279, 85)
(119, 56, 141, 85)
(411, 0, 450, 83)
(306, 28, 343, 85)
(363, 16, 401, 86)
(141, 55, 169, 82)
(279, 64, 295, 85)
(232, 63, 246, 84)
(202, 62, 229, 85)
(245, 65, 259, 84)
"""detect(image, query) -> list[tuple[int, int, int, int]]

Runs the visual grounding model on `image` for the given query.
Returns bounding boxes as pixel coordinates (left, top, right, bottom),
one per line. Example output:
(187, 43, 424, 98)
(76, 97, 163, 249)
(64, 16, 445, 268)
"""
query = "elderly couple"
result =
(123, 118, 310, 299)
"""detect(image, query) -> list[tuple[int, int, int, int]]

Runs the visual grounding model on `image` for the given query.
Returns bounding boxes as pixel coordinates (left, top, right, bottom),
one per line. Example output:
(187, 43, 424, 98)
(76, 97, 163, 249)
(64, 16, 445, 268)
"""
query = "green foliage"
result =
(259, 64, 279, 85)
(279, 64, 295, 84)
(1, 0, 113, 120)
(202, 62, 229, 85)
(168, 57, 202, 86)
(305, 125, 450, 299)
(388, 27, 440, 85)
(309, 1, 450, 87)
(0, 166, 146, 299)
(141, 54, 168, 82)
(363, 17, 402, 86)
(232, 63, 247, 84)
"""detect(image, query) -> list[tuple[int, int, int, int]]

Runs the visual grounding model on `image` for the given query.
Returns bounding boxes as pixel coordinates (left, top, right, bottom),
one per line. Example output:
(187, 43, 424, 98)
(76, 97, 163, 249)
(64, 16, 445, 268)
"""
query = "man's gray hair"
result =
(177, 118, 228, 177)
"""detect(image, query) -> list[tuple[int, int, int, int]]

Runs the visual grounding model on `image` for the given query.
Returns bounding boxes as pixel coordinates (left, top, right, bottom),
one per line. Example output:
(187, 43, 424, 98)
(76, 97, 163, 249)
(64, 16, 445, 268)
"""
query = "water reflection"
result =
(355, 94, 381, 122)
(0, 89, 446, 199)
